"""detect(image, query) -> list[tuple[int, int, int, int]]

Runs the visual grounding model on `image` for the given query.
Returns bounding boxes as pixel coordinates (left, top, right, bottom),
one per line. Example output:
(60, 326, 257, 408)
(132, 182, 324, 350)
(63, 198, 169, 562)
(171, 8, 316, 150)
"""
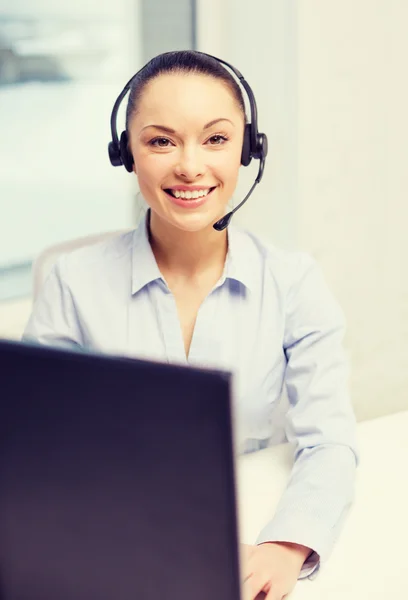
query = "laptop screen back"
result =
(0, 341, 241, 600)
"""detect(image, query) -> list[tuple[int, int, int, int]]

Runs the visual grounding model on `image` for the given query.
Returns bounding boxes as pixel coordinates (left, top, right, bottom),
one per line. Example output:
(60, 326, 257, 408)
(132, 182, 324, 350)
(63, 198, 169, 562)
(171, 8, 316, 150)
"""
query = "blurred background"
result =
(0, 0, 407, 422)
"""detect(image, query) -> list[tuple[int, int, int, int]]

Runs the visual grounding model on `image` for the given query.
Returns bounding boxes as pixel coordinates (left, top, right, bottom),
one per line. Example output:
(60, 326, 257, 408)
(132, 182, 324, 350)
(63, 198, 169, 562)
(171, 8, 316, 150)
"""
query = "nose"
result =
(174, 145, 205, 180)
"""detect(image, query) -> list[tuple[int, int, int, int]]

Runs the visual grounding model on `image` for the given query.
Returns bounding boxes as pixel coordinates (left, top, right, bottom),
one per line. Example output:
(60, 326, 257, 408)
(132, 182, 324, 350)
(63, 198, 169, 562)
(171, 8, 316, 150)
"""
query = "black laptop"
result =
(0, 340, 241, 600)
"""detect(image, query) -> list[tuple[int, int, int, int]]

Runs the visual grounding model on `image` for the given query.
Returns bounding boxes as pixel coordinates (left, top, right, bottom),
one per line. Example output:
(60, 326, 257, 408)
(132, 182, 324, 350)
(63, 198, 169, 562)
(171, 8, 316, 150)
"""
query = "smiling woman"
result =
(123, 52, 246, 238)
(22, 50, 359, 600)
(130, 72, 243, 233)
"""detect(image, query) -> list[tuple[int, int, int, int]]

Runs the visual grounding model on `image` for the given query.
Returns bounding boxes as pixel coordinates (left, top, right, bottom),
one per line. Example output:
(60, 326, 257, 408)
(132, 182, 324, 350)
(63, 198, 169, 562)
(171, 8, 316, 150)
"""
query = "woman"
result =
(23, 51, 358, 600)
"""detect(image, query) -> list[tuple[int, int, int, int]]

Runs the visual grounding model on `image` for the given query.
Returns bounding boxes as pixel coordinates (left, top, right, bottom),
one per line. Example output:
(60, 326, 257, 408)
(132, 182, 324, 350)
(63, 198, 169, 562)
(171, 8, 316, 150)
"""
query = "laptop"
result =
(0, 339, 241, 600)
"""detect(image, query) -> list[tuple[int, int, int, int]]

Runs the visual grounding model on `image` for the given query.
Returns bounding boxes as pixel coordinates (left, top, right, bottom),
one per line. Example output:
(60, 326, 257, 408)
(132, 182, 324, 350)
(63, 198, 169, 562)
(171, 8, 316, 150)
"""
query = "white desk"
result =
(236, 410, 408, 599)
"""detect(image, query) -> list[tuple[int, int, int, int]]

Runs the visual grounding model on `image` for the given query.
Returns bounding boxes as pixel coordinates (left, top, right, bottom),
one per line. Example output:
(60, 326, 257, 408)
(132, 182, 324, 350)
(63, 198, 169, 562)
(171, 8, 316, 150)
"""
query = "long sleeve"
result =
(255, 254, 359, 579)
(22, 256, 85, 350)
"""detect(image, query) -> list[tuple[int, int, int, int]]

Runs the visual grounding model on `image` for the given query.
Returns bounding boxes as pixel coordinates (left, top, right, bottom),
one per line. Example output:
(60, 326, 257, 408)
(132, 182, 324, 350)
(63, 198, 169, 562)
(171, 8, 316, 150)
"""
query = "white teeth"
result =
(171, 188, 212, 199)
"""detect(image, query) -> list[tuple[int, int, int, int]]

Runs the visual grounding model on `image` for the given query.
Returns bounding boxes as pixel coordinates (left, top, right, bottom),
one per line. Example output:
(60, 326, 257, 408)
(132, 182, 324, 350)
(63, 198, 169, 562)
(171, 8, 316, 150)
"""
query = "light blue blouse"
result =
(23, 212, 359, 579)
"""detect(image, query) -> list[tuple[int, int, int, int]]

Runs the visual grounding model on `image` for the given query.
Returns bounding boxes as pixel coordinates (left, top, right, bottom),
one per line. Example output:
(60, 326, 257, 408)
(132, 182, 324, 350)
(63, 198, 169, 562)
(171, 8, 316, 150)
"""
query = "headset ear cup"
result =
(241, 124, 252, 166)
(108, 141, 123, 167)
(119, 131, 134, 173)
(257, 133, 268, 161)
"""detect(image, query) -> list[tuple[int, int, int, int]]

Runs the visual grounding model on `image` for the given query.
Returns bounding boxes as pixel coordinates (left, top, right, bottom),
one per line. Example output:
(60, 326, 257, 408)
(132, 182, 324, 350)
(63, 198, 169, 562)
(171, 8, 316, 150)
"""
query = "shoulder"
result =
(248, 231, 345, 325)
(25, 230, 137, 348)
(53, 230, 135, 286)
(60, 229, 135, 269)
(233, 228, 346, 341)
(231, 224, 317, 294)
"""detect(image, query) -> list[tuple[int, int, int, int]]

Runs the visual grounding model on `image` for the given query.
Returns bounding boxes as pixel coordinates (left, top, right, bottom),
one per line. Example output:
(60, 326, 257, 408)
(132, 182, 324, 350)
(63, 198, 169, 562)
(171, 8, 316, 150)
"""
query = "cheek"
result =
(216, 155, 241, 188)
(134, 151, 174, 183)
(215, 141, 242, 175)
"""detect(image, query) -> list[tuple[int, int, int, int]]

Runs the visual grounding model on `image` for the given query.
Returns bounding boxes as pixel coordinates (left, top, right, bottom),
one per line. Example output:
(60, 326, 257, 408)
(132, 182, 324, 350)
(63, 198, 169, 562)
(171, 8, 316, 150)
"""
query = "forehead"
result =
(134, 72, 242, 126)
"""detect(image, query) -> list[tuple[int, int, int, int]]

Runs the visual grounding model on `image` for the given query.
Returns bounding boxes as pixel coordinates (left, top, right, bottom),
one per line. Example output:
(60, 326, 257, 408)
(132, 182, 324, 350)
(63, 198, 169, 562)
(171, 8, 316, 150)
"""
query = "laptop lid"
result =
(0, 340, 241, 600)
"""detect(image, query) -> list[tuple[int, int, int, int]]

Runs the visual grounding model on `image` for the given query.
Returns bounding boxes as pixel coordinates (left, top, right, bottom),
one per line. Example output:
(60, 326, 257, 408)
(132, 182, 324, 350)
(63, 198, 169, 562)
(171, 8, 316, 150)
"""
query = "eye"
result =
(150, 137, 174, 148)
(207, 134, 229, 145)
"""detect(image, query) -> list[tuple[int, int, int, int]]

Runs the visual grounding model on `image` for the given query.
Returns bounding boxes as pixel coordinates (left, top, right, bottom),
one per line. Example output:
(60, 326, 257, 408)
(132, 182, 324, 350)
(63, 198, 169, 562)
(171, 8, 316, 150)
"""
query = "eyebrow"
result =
(141, 118, 234, 134)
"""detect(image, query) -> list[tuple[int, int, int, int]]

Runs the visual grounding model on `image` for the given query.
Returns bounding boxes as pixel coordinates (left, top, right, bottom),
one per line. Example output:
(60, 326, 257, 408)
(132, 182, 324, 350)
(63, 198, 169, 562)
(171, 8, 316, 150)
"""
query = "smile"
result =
(164, 187, 216, 199)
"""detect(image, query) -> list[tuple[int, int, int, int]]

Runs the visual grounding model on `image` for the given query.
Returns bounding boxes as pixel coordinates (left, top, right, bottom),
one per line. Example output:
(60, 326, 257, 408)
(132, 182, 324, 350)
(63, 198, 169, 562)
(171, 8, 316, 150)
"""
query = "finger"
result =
(264, 585, 286, 600)
(242, 573, 269, 600)
(242, 578, 255, 600)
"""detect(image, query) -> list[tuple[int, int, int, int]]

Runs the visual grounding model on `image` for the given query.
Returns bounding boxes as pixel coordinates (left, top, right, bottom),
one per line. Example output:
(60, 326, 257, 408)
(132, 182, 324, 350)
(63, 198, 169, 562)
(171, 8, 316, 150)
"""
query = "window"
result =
(0, 0, 197, 338)
(141, 0, 196, 62)
(0, 0, 139, 303)
(0, 0, 197, 305)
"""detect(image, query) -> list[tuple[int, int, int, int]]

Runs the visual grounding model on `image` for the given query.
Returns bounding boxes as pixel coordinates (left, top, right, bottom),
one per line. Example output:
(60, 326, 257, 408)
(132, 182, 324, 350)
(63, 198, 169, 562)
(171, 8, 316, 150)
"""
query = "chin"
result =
(168, 211, 222, 233)
(146, 192, 230, 233)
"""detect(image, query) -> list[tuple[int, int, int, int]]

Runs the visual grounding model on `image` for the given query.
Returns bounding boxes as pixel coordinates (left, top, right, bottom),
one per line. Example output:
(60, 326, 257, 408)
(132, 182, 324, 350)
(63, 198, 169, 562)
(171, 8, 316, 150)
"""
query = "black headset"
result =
(108, 51, 268, 231)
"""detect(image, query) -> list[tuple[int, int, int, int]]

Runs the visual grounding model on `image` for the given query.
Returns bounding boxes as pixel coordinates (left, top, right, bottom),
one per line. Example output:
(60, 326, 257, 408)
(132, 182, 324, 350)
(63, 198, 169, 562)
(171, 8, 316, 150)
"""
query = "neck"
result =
(148, 210, 228, 280)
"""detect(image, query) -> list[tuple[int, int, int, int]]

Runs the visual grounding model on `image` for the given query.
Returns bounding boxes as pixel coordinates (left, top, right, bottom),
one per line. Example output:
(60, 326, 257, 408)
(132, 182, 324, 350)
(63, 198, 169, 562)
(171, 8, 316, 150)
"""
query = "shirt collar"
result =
(131, 211, 164, 295)
(224, 223, 257, 293)
(131, 210, 256, 295)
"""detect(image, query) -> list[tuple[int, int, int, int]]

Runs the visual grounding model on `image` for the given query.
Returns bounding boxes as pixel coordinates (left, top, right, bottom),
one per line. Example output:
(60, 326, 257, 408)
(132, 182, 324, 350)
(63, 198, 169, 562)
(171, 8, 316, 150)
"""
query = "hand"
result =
(240, 542, 311, 600)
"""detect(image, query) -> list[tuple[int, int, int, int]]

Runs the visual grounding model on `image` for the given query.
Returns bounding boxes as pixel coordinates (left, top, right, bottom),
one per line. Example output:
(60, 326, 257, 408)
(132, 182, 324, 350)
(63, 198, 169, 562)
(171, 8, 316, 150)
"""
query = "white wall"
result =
(296, 1, 408, 421)
(197, 0, 408, 421)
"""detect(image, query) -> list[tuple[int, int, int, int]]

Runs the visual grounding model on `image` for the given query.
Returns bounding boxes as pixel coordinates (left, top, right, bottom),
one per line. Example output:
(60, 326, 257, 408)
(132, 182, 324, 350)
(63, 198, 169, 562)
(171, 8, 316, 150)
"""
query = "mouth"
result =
(163, 186, 217, 200)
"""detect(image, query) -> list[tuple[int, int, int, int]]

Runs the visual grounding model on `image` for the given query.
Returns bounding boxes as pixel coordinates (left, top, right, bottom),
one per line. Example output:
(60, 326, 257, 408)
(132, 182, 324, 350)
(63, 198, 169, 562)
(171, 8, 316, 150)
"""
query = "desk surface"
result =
(236, 410, 408, 599)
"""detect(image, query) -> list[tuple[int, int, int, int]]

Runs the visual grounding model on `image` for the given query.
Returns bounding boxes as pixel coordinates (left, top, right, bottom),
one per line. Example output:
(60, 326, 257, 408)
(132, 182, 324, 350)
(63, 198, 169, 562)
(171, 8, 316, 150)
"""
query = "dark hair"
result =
(125, 50, 246, 130)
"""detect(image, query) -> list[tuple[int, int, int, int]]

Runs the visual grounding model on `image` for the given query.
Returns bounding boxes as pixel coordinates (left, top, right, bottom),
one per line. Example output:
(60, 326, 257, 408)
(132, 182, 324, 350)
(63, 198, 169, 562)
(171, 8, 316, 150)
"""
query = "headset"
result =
(108, 51, 268, 231)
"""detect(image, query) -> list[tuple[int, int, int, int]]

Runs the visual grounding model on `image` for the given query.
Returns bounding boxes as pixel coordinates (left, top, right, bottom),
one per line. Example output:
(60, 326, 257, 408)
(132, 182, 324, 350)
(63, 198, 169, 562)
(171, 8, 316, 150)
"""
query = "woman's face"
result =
(128, 73, 245, 233)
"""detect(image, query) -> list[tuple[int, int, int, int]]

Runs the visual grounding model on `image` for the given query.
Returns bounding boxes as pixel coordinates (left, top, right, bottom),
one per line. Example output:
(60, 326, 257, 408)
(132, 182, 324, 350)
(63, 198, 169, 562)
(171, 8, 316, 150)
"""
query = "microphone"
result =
(213, 156, 266, 231)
